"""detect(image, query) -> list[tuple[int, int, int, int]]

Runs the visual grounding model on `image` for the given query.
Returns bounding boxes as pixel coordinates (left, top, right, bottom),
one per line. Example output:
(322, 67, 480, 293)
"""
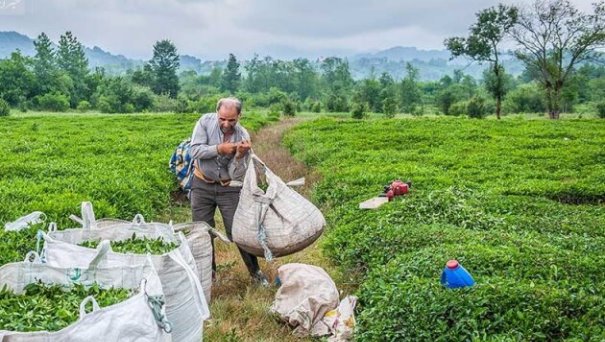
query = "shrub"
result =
(596, 101, 605, 119)
(448, 100, 468, 116)
(37, 93, 70, 112)
(152, 94, 179, 112)
(311, 101, 322, 113)
(383, 98, 397, 118)
(0, 98, 10, 116)
(282, 99, 296, 117)
(77, 100, 91, 112)
(351, 101, 368, 119)
(268, 103, 281, 117)
(97, 95, 119, 113)
(132, 87, 155, 112)
(467, 96, 487, 119)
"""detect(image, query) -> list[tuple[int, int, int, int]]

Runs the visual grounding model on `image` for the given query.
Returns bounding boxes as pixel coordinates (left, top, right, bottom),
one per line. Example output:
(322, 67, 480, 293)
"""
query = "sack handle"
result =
(172, 222, 231, 243)
(69, 202, 97, 230)
(79, 296, 101, 319)
(87, 240, 112, 270)
(132, 214, 146, 225)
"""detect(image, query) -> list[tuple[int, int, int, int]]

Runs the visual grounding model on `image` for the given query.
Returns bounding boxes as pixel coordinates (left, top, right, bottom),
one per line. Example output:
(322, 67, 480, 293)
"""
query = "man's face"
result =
(218, 105, 239, 133)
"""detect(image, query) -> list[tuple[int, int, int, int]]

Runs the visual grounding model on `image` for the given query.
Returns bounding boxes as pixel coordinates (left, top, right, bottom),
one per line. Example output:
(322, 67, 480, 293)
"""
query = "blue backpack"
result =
(169, 139, 193, 193)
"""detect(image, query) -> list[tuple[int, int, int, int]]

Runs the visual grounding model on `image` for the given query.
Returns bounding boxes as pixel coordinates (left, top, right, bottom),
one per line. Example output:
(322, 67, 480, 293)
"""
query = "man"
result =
(189, 97, 269, 286)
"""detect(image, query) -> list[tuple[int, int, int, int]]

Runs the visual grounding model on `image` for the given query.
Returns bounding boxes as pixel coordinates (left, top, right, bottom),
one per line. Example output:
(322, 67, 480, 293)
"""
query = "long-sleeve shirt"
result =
(189, 112, 250, 182)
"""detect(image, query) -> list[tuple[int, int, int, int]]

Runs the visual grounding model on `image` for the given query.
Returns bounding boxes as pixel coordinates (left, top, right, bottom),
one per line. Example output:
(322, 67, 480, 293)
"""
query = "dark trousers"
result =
(190, 175, 260, 276)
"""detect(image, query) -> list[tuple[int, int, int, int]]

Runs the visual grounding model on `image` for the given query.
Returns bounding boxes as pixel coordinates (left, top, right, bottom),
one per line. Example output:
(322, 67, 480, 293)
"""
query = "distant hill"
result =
(354, 46, 451, 62)
(0, 31, 204, 74)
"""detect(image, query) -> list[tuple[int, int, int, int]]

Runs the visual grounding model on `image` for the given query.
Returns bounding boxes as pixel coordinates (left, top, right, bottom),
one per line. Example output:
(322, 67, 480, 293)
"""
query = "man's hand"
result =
(235, 140, 251, 159)
(217, 142, 237, 155)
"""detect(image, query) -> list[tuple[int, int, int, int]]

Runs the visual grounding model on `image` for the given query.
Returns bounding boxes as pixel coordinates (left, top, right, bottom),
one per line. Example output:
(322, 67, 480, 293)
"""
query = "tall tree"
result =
(320, 57, 353, 90)
(400, 63, 422, 114)
(32, 32, 58, 96)
(512, 0, 605, 119)
(291, 58, 318, 100)
(56, 32, 89, 107)
(57, 31, 89, 107)
(0, 51, 34, 105)
(149, 40, 180, 98)
(221, 53, 241, 94)
(445, 4, 518, 119)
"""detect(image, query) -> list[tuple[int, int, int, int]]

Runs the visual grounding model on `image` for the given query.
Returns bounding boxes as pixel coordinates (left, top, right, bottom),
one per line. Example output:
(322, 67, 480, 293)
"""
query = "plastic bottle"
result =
(441, 260, 475, 289)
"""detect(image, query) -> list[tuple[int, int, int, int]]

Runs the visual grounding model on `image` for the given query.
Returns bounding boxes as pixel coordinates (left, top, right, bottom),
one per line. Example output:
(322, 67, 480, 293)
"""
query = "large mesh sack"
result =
(0, 247, 171, 342)
(64, 202, 217, 303)
(232, 155, 325, 259)
(41, 230, 208, 342)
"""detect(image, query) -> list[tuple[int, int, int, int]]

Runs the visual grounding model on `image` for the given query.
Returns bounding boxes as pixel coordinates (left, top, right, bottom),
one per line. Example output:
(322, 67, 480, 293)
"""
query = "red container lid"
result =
(446, 260, 459, 269)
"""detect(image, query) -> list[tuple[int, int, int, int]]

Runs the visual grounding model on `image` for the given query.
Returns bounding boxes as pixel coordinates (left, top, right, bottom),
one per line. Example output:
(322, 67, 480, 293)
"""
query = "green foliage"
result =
(513, 0, 605, 118)
(57, 31, 89, 108)
(326, 89, 349, 112)
(0, 281, 131, 332)
(281, 98, 296, 117)
(399, 63, 422, 114)
(350, 101, 368, 119)
(448, 100, 467, 116)
(36, 92, 70, 112)
(285, 117, 605, 340)
(79, 234, 177, 254)
(76, 100, 91, 112)
(221, 53, 241, 94)
(467, 95, 487, 118)
(0, 51, 35, 105)
(149, 40, 180, 98)
(0, 98, 9, 117)
(311, 101, 322, 113)
(596, 101, 605, 119)
(503, 83, 545, 114)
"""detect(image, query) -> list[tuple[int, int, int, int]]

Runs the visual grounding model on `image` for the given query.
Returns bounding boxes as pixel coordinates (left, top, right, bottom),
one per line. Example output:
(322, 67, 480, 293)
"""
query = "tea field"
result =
(0, 112, 272, 266)
(284, 117, 605, 340)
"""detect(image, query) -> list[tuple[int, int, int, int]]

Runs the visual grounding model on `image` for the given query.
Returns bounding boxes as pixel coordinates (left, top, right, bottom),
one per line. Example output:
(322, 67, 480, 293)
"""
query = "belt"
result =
(193, 164, 231, 186)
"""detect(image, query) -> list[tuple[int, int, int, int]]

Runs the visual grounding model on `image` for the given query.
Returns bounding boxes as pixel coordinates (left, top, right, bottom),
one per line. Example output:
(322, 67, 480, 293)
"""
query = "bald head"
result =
(216, 97, 242, 115)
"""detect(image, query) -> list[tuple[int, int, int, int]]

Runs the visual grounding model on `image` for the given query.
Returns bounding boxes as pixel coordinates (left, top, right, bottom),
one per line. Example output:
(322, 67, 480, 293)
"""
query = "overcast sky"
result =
(0, 0, 597, 60)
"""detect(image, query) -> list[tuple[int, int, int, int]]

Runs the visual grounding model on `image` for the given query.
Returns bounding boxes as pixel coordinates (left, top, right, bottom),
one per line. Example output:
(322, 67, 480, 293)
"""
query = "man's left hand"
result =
(236, 140, 251, 159)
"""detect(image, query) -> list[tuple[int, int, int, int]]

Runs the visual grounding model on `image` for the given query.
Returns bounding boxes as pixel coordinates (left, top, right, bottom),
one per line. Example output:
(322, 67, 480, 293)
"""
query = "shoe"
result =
(251, 270, 269, 287)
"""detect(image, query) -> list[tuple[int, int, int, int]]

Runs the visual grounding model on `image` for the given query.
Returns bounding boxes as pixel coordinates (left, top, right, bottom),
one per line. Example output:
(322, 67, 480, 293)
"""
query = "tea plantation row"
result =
(284, 117, 605, 340)
(0, 112, 273, 266)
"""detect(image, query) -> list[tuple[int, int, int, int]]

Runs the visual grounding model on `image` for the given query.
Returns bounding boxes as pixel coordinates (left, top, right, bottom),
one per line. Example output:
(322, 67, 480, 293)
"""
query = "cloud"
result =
(0, 0, 599, 60)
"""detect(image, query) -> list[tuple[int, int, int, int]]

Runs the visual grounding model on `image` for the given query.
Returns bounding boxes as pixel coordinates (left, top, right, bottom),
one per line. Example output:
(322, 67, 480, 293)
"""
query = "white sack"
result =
(232, 155, 325, 259)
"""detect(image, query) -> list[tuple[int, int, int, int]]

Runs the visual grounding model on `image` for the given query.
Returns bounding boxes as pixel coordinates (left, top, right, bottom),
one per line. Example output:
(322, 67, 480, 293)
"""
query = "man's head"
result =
(216, 97, 242, 134)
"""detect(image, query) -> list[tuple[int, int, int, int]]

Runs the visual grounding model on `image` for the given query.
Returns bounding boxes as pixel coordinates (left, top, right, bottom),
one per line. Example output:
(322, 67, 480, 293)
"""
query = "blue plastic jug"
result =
(441, 260, 475, 289)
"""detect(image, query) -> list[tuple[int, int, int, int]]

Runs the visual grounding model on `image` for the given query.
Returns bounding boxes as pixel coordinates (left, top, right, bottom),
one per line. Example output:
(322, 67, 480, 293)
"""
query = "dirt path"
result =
(204, 118, 340, 341)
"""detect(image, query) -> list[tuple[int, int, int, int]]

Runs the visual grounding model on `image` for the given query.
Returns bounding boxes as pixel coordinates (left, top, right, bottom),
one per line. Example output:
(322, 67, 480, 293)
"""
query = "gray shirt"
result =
(189, 112, 250, 182)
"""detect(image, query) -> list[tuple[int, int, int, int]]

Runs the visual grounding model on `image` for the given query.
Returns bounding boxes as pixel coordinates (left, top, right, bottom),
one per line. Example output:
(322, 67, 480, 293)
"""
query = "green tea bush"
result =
(285, 117, 605, 340)
(0, 281, 131, 332)
(0, 113, 271, 265)
(79, 235, 177, 254)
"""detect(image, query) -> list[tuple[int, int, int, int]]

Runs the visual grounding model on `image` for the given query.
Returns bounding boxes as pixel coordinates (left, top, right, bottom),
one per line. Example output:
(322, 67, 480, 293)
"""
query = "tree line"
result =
(0, 0, 604, 119)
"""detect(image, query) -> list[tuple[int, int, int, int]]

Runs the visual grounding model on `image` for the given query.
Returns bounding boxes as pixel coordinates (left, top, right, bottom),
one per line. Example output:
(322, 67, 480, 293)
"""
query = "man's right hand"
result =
(217, 142, 237, 155)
